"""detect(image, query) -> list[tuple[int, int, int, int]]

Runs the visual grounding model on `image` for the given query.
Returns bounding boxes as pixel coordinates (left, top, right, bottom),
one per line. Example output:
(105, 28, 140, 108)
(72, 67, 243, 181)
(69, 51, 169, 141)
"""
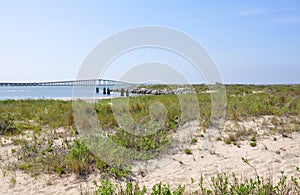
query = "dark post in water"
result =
(120, 88, 124, 96)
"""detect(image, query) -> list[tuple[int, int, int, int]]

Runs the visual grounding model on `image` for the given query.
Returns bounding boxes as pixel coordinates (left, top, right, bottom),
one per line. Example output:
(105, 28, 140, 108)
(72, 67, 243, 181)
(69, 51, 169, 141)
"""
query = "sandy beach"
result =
(1, 116, 299, 194)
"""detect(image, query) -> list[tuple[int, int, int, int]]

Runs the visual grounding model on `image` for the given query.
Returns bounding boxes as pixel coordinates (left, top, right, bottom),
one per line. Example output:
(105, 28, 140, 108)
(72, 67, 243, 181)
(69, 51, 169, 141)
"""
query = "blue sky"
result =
(0, 0, 299, 84)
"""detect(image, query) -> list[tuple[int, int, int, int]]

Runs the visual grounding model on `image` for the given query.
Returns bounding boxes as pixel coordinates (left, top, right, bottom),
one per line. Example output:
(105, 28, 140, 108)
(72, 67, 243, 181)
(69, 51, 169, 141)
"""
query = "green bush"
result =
(66, 139, 92, 175)
(250, 141, 257, 147)
(184, 148, 192, 155)
(197, 172, 300, 195)
(93, 180, 184, 195)
(0, 113, 18, 135)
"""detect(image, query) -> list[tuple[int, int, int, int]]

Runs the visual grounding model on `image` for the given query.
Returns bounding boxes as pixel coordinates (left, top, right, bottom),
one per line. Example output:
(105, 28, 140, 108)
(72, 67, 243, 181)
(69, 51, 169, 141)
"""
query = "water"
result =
(0, 86, 120, 100)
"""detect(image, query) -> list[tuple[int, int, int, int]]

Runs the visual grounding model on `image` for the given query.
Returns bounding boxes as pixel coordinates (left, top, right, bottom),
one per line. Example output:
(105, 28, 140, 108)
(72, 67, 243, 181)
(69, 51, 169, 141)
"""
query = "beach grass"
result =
(0, 84, 299, 193)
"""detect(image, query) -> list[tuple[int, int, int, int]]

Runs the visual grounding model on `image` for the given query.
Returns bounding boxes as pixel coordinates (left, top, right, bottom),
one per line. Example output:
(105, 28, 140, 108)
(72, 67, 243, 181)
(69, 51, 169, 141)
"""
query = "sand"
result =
(1, 116, 300, 194)
(133, 131, 300, 193)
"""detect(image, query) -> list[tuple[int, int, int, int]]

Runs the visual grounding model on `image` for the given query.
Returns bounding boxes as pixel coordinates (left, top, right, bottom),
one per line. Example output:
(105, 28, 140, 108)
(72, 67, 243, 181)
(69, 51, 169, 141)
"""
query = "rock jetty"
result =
(125, 87, 195, 95)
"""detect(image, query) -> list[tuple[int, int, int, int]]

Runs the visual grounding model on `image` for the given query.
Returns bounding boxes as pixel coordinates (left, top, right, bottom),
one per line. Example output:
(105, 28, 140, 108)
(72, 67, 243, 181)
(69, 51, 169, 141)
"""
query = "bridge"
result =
(0, 79, 134, 87)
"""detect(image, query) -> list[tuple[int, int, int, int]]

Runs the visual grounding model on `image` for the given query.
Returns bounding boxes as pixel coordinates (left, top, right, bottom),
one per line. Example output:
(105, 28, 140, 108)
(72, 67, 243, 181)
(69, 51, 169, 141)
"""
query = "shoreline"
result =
(0, 95, 123, 101)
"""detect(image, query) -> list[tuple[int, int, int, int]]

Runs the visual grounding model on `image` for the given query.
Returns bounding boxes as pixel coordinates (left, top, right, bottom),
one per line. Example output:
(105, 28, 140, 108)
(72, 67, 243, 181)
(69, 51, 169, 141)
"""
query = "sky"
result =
(0, 0, 299, 84)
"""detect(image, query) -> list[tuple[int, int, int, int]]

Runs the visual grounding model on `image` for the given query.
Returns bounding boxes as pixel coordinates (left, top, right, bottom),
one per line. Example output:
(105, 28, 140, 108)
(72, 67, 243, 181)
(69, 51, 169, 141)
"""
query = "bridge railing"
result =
(0, 79, 135, 87)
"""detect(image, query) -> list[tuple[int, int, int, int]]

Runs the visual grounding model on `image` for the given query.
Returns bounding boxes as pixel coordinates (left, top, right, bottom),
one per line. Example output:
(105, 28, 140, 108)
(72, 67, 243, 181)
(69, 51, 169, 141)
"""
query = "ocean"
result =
(0, 86, 120, 100)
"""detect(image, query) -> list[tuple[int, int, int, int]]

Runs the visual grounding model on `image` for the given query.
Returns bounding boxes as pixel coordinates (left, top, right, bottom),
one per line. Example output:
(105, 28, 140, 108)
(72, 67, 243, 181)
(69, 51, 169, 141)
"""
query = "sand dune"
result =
(1, 117, 300, 194)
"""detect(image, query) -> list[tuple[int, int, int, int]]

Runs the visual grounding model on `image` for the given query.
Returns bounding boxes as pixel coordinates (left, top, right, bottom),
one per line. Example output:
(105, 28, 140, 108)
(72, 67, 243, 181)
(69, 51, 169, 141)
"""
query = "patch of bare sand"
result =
(132, 117, 300, 193)
(132, 132, 300, 192)
(0, 171, 98, 195)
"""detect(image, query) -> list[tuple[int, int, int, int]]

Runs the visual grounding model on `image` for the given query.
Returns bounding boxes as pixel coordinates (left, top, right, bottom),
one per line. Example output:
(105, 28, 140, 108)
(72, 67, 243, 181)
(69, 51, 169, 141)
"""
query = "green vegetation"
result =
(184, 148, 192, 155)
(11, 136, 126, 177)
(0, 113, 19, 135)
(92, 171, 300, 195)
(0, 85, 299, 136)
(250, 141, 257, 147)
(92, 157, 300, 194)
(196, 172, 300, 195)
(191, 137, 198, 143)
(0, 84, 299, 193)
(224, 139, 232, 145)
(0, 99, 74, 131)
(93, 180, 185, 195)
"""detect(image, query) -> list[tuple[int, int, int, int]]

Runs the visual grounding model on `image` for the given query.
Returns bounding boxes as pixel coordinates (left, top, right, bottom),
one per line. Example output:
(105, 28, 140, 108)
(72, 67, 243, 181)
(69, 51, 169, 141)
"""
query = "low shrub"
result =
(0, 113, 19, 135)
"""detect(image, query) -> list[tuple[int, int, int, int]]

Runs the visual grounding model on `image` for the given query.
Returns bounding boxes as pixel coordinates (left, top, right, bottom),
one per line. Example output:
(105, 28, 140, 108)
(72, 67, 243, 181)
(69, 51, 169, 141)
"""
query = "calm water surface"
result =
(0, 86, 120, 100)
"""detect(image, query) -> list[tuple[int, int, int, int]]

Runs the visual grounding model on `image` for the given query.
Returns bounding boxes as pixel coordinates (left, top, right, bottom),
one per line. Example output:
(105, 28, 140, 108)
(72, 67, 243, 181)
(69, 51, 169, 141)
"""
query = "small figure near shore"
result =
(107, 88, 111, 95)
(126, 89, 129, 97)
(96, 87, 99, 94)
(103, 87, 106, 95)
